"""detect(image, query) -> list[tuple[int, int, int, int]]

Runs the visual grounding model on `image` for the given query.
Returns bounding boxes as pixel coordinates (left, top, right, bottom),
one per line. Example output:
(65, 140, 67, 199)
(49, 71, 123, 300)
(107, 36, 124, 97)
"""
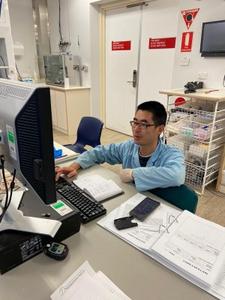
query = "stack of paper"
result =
(98, 193, 180, 252)
(51, 261, 131, 300)
(98, 194, 225, 300)
(73, 174, 123, 202)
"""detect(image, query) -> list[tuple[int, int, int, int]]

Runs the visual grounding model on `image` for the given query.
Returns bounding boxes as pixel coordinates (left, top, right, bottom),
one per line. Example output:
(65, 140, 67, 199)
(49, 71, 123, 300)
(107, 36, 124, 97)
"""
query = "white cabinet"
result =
(50, 86, 90, 135)
(160, 89, 225, 194)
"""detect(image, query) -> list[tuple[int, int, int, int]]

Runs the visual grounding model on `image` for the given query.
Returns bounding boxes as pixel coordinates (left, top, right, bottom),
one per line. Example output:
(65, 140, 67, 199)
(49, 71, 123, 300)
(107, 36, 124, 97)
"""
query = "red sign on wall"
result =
(149, 37, 176, 49)
(181, 32, 193, 52)
(181, 8, 199, 30)
(112, 41, 131, 51)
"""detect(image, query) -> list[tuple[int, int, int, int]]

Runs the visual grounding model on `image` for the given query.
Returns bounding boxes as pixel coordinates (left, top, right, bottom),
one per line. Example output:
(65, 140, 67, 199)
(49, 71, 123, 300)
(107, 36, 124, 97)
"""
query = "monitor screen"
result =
(200, 20, 225, 57)
(0, 79, 56, 205)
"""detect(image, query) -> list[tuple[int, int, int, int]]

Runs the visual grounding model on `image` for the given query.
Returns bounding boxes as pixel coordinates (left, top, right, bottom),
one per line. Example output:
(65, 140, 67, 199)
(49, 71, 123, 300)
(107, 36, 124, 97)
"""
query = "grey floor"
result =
(54, 128, 225, 227)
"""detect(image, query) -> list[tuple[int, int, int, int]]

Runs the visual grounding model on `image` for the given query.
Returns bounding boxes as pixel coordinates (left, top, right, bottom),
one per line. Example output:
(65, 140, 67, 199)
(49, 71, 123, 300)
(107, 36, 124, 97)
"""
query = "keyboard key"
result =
(56, 177, 107, 223)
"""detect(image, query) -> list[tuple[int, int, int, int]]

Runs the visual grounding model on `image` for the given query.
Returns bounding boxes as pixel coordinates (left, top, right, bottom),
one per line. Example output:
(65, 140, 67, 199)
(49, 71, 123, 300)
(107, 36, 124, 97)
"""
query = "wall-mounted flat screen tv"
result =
(200, 20, 225, 57)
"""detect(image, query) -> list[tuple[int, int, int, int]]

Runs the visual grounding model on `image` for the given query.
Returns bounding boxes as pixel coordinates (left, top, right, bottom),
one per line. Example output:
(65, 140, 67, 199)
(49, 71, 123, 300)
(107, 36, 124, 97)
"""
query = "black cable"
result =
(0, 156, 8, 207)
(0, 55, 9, 79)
(5, 169, 16, 211)
(58, 0, 63, 42)
(15, 63, 22, 81)
(0, 155, 17, 223)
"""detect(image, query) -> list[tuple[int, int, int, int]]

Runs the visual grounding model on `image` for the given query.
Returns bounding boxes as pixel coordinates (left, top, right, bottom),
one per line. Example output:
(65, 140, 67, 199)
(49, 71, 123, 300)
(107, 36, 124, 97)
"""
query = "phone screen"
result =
(129, 197, 160, 221)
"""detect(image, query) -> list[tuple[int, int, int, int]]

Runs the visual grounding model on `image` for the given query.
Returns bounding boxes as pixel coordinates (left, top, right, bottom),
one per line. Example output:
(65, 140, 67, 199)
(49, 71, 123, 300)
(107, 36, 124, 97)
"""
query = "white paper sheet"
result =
(51, 261, 131, 300)
(151, 210, 225, 288)
(98, 193, 180, 251)
(74, 174, 123, 202)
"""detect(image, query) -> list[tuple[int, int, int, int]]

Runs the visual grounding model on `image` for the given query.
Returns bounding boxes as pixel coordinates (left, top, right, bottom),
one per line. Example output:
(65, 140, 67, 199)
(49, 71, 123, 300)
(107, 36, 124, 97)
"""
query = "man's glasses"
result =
(130, 120, 155, 130)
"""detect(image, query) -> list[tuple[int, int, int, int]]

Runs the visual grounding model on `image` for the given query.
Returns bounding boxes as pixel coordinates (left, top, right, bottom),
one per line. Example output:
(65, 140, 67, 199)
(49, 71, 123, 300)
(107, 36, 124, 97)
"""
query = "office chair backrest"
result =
(76, 116, 104, 148)
(149, 184, 198, 213)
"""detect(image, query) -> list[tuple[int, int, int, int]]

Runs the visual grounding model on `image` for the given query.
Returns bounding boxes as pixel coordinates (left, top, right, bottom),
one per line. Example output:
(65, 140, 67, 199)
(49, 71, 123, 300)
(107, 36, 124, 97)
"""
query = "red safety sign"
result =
(181, 32, 193, 52)
(175, 97, 186, 106)
(149, 37, 176, 49)
(112, 41, 131, 51)
(181, 8, 199, 30)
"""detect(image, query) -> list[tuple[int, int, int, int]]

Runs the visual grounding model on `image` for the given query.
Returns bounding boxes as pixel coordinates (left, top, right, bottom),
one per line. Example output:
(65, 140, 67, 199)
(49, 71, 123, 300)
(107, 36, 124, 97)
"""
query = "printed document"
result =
(98, 194, 225, 299)
(51, 261, 131, 300)
(98, 193, 180, 251)
(73, 174, 123, 202)
(151, 210, 225, 288)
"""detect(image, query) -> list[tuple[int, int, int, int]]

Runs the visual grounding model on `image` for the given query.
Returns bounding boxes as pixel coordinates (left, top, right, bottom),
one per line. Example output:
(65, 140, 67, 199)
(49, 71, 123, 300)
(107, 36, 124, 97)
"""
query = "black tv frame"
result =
(200, 19, 225, 57)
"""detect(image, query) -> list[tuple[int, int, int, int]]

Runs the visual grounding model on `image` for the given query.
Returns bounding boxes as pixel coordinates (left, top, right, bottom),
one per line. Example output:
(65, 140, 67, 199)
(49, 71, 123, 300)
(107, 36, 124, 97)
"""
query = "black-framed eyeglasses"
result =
(129, 120, 155, 129)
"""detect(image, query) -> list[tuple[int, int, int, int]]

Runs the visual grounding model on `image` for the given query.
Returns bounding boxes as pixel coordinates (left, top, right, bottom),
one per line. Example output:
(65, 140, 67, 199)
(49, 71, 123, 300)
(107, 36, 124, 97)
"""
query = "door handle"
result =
(127, 70, 137, 88)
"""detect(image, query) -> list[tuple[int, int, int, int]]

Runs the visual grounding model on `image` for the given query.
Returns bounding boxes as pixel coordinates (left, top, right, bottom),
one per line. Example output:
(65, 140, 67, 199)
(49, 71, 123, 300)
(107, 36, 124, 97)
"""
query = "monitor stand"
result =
(0, 188, 80, 274)
(0, 190, 61, 237)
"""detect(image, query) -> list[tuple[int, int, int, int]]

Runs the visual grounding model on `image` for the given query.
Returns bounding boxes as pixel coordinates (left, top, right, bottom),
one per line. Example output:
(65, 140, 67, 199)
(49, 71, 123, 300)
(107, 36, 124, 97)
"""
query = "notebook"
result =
(73, 174, 123, 202)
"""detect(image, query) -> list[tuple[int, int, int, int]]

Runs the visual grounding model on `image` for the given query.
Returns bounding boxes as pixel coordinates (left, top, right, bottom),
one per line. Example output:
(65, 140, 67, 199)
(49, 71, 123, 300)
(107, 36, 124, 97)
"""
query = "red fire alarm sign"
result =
(181, 32, 193, 52)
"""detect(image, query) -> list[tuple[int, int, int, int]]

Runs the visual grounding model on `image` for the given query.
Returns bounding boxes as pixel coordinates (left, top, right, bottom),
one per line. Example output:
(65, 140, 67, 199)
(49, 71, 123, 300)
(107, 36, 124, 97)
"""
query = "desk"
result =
(54, 142, 79, 164)
(0, 165, 214, 300)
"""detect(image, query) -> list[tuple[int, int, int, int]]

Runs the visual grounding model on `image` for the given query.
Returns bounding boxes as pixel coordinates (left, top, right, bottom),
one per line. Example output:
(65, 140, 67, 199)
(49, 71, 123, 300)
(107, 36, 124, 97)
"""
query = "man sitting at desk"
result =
(56, 101, 185, 191)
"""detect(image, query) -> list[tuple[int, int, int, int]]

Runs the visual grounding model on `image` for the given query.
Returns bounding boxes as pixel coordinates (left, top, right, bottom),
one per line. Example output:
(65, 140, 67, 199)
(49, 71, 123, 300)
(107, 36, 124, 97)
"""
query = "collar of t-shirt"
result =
(138, 152, 151, 167)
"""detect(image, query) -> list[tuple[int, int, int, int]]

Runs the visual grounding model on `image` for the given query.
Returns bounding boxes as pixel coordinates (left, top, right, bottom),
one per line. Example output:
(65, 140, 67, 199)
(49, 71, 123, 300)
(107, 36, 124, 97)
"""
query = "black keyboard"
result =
(56, 176, 107, 223)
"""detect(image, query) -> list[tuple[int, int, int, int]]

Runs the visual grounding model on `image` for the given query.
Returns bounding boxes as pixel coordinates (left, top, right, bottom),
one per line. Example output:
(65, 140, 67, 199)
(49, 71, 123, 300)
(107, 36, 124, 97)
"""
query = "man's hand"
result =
(120, 168, 133, 183)
(55, 162, 81, 181)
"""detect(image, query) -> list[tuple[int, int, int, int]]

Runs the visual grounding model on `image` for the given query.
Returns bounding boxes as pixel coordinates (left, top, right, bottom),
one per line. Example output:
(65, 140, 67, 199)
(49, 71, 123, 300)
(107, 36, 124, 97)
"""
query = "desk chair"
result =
(64, 116, 104, 154)
(150, 185, 198, 213)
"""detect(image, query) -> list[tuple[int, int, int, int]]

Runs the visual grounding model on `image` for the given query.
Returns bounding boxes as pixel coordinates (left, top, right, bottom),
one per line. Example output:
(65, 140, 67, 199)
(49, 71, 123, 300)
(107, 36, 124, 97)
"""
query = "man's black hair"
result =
(137, 101, 167, 126)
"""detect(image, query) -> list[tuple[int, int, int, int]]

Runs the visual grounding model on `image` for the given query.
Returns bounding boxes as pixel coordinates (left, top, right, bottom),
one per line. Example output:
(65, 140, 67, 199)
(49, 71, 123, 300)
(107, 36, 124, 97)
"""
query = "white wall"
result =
(8, 0, 39, 80)
(6, 0, 225, 115)
(172, 0, 225, 89)
(47, 0, 90, 86)
(0, 0, 16, 79)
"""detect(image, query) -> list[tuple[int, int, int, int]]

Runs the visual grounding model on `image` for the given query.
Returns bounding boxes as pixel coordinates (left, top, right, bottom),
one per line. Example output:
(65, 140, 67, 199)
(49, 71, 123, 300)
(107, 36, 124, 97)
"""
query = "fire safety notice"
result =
(112, 41, 131, 51)
(149, 37, 176, 49)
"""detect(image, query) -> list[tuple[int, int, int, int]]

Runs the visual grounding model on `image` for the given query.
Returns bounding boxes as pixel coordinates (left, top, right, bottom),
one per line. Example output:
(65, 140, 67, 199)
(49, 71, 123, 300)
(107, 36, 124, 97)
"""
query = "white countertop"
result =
(48, 84, 90, 91)
(160, 88, 225, 102)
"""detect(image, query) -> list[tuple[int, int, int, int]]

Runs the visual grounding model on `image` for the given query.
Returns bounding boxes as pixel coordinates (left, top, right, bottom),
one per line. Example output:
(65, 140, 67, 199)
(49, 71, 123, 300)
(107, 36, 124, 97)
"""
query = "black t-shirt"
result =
(139, 153, 151, 167)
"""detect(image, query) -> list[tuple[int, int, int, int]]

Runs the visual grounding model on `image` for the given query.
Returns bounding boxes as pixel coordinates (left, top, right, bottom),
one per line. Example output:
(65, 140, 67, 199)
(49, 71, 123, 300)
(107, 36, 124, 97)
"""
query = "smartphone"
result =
(129, 197, 160, 221)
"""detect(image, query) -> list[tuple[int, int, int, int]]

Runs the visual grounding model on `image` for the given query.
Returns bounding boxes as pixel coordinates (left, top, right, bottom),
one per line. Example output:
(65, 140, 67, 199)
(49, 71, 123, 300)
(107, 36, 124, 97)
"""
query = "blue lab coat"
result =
(75, 139, 185, 192)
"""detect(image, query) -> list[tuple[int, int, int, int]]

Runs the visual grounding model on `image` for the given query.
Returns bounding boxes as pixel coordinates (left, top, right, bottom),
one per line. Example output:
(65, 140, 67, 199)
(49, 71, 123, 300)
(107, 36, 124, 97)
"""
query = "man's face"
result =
(131, 110, 164, 146)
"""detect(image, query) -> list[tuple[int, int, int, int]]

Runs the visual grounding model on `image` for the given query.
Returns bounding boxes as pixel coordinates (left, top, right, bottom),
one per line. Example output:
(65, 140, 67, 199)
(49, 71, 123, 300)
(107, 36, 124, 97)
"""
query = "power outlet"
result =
(198, 72, 208, 80)
(180, 57, 190, 66)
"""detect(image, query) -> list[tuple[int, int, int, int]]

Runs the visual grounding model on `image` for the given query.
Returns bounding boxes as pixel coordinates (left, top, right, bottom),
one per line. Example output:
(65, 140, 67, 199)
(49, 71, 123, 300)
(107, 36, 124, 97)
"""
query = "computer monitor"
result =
(0, 79, 56, 205)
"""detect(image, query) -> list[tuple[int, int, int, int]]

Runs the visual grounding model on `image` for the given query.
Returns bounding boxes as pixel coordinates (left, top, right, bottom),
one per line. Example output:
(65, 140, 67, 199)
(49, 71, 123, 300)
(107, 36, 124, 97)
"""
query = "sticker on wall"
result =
(112, 41, 131, 51)
(149, 37, 176, 49)
(181, 32, 193, 52)
(181, 8, 199, 30)
(175, 97, 186, 106)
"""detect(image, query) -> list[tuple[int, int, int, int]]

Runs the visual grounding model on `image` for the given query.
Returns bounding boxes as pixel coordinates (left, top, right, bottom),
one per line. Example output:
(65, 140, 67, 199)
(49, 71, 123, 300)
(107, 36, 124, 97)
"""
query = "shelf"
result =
(162, 88, 225, 194)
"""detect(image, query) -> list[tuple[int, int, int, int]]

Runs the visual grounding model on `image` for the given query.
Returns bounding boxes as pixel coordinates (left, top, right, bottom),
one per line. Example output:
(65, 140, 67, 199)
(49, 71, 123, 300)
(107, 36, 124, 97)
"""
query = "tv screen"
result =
(200, 20, 225, 57)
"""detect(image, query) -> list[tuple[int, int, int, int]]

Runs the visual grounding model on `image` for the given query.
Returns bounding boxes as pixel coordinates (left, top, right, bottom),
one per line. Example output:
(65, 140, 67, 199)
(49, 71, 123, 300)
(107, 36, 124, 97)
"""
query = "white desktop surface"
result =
(54, 142, 79, 164)
(0, 165, 214, 300)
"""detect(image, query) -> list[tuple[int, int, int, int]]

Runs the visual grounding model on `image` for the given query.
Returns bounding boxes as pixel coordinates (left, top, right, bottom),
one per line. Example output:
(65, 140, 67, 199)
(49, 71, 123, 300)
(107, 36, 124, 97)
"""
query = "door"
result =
(105, 1, 179, 135)
(105, 6, 141, 135)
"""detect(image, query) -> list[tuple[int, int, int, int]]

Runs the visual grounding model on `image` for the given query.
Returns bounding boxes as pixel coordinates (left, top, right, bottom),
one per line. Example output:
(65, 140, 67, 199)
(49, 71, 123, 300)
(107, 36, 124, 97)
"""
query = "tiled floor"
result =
(54, 128, 225, 227)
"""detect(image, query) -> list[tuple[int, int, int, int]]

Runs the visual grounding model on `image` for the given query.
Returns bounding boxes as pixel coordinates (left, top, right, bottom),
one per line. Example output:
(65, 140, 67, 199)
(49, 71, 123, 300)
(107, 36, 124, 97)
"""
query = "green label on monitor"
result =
(7, 131, 15, 143)
(6, 124, 17, 160)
